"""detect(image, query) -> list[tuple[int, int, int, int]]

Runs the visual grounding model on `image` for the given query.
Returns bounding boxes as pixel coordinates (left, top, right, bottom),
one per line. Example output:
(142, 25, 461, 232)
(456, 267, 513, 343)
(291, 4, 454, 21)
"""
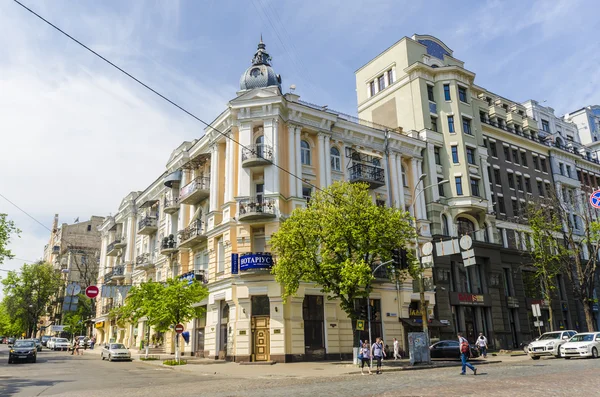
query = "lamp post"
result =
(367, 259, 393, 369)
(410, 174, 448, 348)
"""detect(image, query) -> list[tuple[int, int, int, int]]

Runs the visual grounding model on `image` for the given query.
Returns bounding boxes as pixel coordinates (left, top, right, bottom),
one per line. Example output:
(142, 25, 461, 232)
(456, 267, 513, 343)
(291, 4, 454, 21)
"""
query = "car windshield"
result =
(110, 343, 126, 350)
(42, 336, 51, 341)
(569, 334, 594, 342)
(14, 341, 35, 348)
(538, 333, 561, 340)
(56, 338, 68, 342)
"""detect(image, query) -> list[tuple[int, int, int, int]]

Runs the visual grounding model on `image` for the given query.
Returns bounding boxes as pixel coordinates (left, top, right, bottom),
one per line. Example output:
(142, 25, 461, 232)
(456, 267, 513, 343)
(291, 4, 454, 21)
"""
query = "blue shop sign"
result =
(231, 253, 239, 274)
(239, 253, 273, 271)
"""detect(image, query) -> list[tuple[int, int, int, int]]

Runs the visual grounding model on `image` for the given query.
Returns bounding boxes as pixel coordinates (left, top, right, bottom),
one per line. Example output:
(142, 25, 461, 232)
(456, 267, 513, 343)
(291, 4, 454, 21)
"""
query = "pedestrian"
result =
(71, 339, 77, 355)
(360, 342, 372, 375)
(90, 336, 96, 350)
(458, 332, 476, 376)
(477, 333, 488, 358)
(393, 338, 401, 360)
(371, 337, 386, 374)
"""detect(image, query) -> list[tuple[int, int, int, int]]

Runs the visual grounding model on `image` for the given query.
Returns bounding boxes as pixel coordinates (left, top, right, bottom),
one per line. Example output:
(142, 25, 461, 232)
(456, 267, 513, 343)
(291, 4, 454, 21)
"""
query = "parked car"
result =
(101, 343, 132, 362)
(31, 339, 42, 352)
(41, 335, 52, 347)
(430, 340, 480, 360)
(46, 337, 57, 350)
(53, 338, 71, 351)
(560, 332, 600, 359)
(7, 337, 16, 345)
(8, 340, 37, 364)
(528, 330, 577, 359)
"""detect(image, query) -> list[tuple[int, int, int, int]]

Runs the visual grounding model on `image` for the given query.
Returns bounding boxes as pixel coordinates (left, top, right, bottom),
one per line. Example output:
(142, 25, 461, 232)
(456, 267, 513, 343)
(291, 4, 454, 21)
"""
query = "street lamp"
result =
(410, 174, 448, 348)
(367, 259, 393, 368)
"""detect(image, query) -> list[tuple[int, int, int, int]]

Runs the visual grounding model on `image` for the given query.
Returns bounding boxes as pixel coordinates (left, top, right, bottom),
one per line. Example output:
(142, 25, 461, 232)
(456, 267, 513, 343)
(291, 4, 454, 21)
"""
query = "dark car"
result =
(31, 339, 43, 352)
(7, 337, 15, 345)
(8, 340, 37, 364)
(41, 335, 51, 347)
(430, 340, 480, 360)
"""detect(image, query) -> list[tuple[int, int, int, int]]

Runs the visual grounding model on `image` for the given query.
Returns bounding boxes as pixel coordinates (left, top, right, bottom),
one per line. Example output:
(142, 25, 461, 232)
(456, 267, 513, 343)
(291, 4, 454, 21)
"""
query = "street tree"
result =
(271, 181, 415, 342)
(1, 262, 61, 337)
(0, 213, 19, 265)
(0, 302, 23, 337)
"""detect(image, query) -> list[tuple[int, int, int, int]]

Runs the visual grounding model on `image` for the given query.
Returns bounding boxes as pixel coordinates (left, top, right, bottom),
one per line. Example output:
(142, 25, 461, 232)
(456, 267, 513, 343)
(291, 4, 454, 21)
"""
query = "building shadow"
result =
(0, 378, 72, 396)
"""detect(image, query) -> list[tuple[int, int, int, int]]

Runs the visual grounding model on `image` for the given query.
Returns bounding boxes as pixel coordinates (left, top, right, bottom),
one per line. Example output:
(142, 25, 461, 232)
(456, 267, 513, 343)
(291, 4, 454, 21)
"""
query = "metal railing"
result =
(112, 264, 125, 277)
(348, 163, 385, 184)
(107, 235, 124, 252)
(164, 196, 179, 208)
(138, 215, 157, 230)
(180, 176, 210, 200)
(135, 252, 155, 266)
(238, 197, 276, 216)
(242, 144, 273, 162)
(178, 220, 204, 242)
(103, 271, 113, 284)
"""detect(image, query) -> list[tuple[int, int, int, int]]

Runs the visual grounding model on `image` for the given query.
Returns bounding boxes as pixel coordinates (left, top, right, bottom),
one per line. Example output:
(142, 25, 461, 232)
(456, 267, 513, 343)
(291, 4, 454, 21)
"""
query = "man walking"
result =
(393, 338, 401, 360)
(458, 332, 476, 376)
(477, 333, 488, 358)
(90, 336, 96, 350)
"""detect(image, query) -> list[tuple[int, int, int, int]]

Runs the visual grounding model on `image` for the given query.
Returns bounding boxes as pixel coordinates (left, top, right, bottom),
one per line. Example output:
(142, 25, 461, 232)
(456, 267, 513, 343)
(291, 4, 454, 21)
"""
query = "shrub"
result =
(163, 359, 187, 366)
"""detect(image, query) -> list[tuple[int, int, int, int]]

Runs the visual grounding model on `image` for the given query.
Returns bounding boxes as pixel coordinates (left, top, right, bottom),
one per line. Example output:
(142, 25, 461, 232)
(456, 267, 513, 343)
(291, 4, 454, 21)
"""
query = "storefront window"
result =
(251, 295, 270, 316)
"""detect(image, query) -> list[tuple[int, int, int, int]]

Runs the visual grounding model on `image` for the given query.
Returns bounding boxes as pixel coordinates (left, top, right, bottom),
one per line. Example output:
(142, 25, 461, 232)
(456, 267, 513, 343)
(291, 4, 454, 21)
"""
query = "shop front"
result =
(449, 292, 492, 344)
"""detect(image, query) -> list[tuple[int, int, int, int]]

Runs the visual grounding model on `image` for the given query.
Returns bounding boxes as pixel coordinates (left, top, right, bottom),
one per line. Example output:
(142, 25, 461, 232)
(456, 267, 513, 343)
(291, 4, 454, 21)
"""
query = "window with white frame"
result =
(330, 147, 341, 171)
(401, 166, 408, 187)
(301, 140, 311, 165)
(217, 237, 224, 273)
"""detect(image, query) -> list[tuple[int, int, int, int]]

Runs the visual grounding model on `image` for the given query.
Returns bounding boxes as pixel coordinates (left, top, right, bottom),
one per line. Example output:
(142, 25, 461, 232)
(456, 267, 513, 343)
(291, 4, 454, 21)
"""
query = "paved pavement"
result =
(1, 344, 598, 396)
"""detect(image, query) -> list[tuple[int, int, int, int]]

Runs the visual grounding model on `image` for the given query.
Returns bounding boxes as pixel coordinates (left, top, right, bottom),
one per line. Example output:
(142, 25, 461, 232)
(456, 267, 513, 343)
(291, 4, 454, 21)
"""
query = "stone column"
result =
(263, 119, 275, 195)
(411, 158, 424, 219)
(272, 119, 280, 195)
(389, 153, 400, 208)
(295, 127, 303, 196)
(396, 154, 406, 210)
(480, 154, 493, 209)
(417, 159, 427, 218)
(209, 144, 219, 212)
(224, 137, 232, 203)
(288, 124, 297, 198)
(426, 143, 440, 202)
(238, 122, 252, 199)
(324, 135, 332, 187)
(317, 133, 326, 188)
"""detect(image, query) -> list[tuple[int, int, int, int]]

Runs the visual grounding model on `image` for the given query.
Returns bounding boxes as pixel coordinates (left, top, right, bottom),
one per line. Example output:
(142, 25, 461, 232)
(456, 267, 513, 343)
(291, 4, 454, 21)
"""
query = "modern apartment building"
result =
(93, 40, 431, 361)
(355, 34, 583, 348)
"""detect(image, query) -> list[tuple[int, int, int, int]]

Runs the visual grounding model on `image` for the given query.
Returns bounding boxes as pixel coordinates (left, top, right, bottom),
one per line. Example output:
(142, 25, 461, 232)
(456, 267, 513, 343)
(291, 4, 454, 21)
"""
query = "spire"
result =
(252, 37, 271, 66)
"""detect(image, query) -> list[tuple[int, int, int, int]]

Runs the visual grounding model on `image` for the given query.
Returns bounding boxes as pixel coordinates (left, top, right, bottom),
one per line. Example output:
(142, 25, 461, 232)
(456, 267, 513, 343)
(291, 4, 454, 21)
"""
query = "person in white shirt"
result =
(477, 333, 488, 358)
(393, 338, 401, 360)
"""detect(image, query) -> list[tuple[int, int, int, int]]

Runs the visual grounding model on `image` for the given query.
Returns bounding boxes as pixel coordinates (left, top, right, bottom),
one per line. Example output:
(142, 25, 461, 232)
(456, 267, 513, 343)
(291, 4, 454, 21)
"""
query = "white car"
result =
(528, 330, 577, 359)
(46, 337, 57, 350)
(101, 343, 132, 361)
(560, 332, 600, 359)
(53, 338, 71, 351)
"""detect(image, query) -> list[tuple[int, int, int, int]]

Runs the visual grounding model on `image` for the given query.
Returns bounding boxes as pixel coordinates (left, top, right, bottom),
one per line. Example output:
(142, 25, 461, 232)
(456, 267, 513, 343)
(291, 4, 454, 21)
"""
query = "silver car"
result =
(101, 343, 132, 362)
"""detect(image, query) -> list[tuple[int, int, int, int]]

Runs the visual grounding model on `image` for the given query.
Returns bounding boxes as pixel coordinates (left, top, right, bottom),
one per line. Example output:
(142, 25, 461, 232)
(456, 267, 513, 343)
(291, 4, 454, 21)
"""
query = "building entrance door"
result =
(252, 316, 270, 361)
(303, 295, 325, 359)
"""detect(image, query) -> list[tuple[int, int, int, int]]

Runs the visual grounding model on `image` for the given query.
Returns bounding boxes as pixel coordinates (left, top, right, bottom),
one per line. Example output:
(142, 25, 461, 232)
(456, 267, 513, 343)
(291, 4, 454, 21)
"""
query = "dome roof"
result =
(239, 38, 281, 91)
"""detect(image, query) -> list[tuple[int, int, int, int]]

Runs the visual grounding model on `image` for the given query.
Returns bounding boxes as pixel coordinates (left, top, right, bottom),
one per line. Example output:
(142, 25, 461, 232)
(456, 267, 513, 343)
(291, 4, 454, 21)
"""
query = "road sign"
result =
(175, 324, 185, 334)
(66, 283, 81, 296)
(531, 304, 541, 317)
(460, 235, 473, 250)
(85, 285, 99, 299)
(435, 239, 461, 256)
(534, 321, 544, 327)
(356, 320, 365, 331)
(421, 242, 433, 256)
(590, 190, 600, 208)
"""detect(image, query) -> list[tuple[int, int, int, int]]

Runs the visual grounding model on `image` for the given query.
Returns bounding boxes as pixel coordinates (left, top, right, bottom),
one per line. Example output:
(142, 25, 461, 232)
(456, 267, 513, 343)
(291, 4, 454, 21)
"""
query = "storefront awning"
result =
(399, 318, 448, 328)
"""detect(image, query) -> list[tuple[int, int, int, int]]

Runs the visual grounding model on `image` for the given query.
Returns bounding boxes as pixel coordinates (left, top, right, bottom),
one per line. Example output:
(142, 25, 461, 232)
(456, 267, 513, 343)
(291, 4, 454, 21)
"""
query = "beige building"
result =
(94, 40, 431, 361)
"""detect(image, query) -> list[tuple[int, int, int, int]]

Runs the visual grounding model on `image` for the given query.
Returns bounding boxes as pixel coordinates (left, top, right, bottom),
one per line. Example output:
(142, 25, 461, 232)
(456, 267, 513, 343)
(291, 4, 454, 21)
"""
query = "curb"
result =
(346, 360, 502, 375)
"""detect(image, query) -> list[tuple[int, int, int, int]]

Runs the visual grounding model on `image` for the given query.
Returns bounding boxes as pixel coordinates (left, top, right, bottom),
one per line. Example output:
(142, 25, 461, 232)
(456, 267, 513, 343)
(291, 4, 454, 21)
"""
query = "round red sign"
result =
(85, 285, 99, 299)
(175, 324, 184, 334)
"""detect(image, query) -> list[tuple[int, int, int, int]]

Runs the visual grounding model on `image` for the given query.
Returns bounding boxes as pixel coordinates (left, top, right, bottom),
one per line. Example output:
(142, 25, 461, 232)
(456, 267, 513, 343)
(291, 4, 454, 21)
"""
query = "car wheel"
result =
(592, 347, 598, 359)
(531, 355, 540, 360)
(564, 357, 571, 360)
(555, 349, 563, 359)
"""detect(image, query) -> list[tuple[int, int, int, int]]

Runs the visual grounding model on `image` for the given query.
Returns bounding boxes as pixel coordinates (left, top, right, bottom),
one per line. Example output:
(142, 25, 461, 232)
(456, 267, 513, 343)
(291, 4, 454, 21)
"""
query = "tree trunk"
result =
(544, 292, 554, 332)
(583, 300, 596, 332)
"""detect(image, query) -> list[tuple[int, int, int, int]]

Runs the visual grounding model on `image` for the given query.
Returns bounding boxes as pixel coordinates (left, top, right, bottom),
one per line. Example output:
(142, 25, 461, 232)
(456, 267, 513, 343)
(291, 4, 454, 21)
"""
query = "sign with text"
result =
(449, 292, 491, 307)
(231, 253, 239, 274)
(239, 252, 273, 271)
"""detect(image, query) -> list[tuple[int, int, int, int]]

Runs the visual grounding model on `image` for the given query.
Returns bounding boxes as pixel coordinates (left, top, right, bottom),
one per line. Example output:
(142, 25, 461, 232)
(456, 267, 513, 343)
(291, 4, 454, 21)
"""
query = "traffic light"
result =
(391, 248, 401, 267)
(391, 248, 409, 270)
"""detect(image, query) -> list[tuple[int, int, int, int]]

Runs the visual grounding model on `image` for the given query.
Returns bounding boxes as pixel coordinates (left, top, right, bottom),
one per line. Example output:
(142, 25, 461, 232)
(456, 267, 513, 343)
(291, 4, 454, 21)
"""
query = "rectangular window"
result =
(512, 149, 519, 164)
(525, 177, 532, 193)
(504, 146, 511, 162)
(253, 233, 266, 252)
(458, 86, 468, 103)
(516, 175, 523, 191)
(508, 173, 515, 189)
(431, 117, 438, 132)
(462, 117, 472, 135)
(444, 84, 451, 100)
(378, 75, 385, 91)
(498, 228, 506, 247)
(559, 163, 565, 175)
(545, 182, 551, 196)
(434, 146, 441, 165)
(494, 169, 501, 185)
(540, 158, 547, 172)
(498, 197, 506, 213)
(521, 152, 527, 167)
(369, 81, 375, 97)
(480, 111, 487, 123)
(537, 180, 544, 196)
(466, 147, 476, 165)
(541, 119, 550, 132)
(302, 186, 312, 202)
(470, 179, 480, 197)
(451, 146, 459, 163)
(455, 177, 463, 195)
(512, 199, 519, 216)
(504, 268, 513, 297)
(490, 141, 497, 157)
(427, 85, 434, 102)
(448, 116, 455, 133)
(438, 177, 445, 197)
(256, 183, 264, 204)
(217, 237, 224, 273)
(387, 69, 394, 85)
(566, 165, 572, 178)
(532, 156, 539, 170)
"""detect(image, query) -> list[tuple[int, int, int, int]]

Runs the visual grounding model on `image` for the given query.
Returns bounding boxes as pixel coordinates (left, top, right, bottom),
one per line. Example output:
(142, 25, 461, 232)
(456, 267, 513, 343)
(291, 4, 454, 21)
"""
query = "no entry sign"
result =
(175, 324, 184, 334)
(85, 285, 99, 299)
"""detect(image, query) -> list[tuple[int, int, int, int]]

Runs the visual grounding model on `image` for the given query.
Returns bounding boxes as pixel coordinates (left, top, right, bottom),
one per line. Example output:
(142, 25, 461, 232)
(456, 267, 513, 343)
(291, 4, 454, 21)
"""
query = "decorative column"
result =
(480, 154, 493, 210)
(389, 152, 400, 208)
(426, 143, 439, 202)
(317, 133, 326, 188)
(272, 119, 280, 195)
(417, 159, 427, 218)
(324, 135, 332, 186)
(396, 154, 406, 210)
(223, 137, 232, 203)
(295, 127, 303, 196)
(238, 122, 252, 199)
(209, 144, 220, 212)
(263, 119, 275, 195)
(411, 158, 424, 219)
(288, 124, 297, 198)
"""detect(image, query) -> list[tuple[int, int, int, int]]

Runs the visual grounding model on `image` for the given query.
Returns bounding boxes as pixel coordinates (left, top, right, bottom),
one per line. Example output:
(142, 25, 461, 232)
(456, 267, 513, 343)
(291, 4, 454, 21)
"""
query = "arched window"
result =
(483, 222, 490, 243)
(555, 137, 564, 148)
(330, 147, 341, 171)
(301, 140, 311, 165)
(441, 214, 449, 236)
(255, 135, 264, 158)
(401, 166, 408, 187)
(456, 217, 475, 237)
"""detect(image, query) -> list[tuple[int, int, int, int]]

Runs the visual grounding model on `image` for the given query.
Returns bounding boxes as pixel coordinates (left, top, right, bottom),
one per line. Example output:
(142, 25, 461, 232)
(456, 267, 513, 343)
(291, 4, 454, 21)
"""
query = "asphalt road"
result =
(0, 345, 599, 396)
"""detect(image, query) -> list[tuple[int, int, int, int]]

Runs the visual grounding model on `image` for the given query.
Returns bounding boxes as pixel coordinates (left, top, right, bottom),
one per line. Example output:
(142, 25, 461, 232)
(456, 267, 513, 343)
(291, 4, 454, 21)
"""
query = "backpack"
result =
(460, 340, 470, 354)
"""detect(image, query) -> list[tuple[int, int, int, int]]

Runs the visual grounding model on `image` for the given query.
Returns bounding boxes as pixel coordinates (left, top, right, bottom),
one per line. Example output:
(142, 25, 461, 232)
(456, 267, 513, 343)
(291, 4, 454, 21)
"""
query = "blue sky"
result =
(1, 0, 599, 294)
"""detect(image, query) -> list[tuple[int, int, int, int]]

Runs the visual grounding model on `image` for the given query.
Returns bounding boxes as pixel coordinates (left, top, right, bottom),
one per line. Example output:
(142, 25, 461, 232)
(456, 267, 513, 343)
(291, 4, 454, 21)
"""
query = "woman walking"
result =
(371, 337, 386, 374)
(360, 342, 372, 375)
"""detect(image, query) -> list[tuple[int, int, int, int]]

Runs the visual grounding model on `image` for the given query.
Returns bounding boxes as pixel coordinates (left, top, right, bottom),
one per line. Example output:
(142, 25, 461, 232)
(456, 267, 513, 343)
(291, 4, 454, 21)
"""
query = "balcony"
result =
(523, 116, 538, 131)
(179, 176, 210, 205)
(138, 216, 158, 235)
(163, 196, 180, 214)
(488, 104, 507, 119)
(160, 234, 179, 255)
(112, 264, 125, 280)
(238, 197, 277, 221)
(178, 220, 207, 248)
(241, 144, 273, 168)
(506, 112, 523, 125)
(106, 236, 125, 256)
(179, 269, 208, 285)
(348, 163, 385, 189)
(103, 270, 114, 285)
(134, 253, 156, 271)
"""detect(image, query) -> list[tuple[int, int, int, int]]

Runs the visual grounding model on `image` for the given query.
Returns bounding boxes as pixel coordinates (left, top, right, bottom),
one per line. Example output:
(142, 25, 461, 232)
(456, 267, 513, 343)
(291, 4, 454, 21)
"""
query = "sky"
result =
(1, 0, 599, 297)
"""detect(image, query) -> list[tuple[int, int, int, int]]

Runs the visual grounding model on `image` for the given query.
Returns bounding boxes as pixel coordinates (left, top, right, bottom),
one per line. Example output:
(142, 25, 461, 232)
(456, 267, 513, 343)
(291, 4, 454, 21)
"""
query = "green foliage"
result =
(271, 181, 415, 322)
(0, 214, 20, 265)
(63, 313, 83, 335)
(163, 359, 187, 365)
(0, 303, 23, 336)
